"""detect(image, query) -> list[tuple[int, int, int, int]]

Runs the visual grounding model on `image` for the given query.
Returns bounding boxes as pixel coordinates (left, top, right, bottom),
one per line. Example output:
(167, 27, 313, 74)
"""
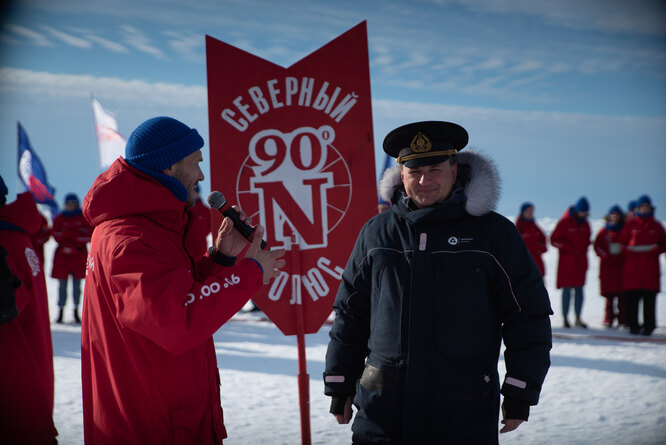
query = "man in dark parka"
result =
(324, 121, 552, 444)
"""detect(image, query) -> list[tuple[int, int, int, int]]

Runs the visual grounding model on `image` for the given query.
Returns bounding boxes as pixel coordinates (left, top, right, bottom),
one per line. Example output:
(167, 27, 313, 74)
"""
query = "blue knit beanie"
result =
(636, 194, 652, 208)
(520, 202, 534, 215)
(125, 117, 203, 171)
(64, 193, 79, 204)
(0, 175, 7, 206)
(627, 200, 637, 211)
(124, 117, 204, 202)
(608, 204, 623, 216)
(573, 196, 589, 213)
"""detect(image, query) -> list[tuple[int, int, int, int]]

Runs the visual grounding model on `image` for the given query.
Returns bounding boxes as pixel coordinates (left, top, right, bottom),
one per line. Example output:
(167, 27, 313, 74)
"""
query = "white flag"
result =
(91, 97, 126, 171)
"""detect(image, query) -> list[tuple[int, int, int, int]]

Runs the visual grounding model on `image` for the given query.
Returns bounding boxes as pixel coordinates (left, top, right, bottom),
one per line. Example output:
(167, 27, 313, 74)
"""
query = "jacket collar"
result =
(83, 158, 188, 235)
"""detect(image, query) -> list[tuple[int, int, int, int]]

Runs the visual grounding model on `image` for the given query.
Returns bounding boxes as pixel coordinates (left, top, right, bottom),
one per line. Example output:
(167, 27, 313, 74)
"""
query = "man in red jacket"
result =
(593, 205, 626, 328)
(619, 195, 666, 336)
(81, 116, 285, 444)
(51, 192, 93, 323)
(515, 202, 548, 277)
(0, 176, 59, 443)
(551, 197, 591, 328)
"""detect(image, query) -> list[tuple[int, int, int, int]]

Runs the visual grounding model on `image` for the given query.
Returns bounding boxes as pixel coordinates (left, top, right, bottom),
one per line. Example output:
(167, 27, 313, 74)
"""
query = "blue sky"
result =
(1, 0, 664, 218)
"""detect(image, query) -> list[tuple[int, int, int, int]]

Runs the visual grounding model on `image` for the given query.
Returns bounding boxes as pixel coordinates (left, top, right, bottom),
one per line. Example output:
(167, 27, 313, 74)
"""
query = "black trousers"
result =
(624, 289, 657, 334)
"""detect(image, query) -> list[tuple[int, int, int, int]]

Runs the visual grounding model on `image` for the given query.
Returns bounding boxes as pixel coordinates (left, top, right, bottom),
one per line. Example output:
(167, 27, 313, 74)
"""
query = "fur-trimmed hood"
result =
(378, 150, 500, 216)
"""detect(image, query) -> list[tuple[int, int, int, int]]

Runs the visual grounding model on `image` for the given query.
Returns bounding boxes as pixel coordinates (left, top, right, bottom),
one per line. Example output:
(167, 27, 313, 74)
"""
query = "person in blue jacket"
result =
(324, 121, 553, 444)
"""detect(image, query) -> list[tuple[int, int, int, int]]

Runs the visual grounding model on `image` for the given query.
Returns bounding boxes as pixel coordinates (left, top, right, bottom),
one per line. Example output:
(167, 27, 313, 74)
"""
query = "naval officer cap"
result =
(383, 121, 469, 168)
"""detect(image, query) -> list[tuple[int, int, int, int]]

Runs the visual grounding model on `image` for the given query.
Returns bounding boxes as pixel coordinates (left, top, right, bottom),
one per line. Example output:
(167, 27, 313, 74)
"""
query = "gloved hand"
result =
(502, 395, 530, 421)
(329, 394, 354, 424)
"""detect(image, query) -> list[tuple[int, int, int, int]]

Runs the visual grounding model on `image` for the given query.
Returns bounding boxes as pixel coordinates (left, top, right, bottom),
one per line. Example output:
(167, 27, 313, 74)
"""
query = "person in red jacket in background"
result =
(51, 193, 93, 323)
(619, 195, 666, 336)
(551, 197, 591, 328)
(0, 176, 58, 444)
(185, 185, 212, 261)
(81, 116, 286, 444)
(29, 211, 51, 266)
(626, 200, 637, 222)
(593, 205, 626, 328)
(515, 202, 547, 277)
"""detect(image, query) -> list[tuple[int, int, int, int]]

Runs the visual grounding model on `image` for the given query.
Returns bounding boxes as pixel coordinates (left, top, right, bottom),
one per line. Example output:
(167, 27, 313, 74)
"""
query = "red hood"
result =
(561, 206, 586, 222)
(0, 191, 43, 235)
(561, 206, 574, 220)
(83, 158, 188, 234)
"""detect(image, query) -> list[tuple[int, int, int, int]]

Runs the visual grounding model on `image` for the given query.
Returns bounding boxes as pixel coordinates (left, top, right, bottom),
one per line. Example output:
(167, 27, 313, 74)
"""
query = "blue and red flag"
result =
(17, 122, 58, 215)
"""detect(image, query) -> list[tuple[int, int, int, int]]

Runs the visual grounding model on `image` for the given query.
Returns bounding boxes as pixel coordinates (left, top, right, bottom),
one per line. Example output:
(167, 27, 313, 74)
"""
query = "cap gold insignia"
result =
(410, 131, 432, 153)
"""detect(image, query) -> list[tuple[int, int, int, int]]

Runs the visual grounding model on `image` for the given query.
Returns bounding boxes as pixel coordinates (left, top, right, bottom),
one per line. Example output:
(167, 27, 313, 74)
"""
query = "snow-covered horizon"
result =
(43, 219, 666, 444)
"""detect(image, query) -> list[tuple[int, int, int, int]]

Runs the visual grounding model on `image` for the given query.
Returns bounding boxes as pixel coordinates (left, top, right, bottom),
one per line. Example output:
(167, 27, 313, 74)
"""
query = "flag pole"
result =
(291, 234, 311, 445)
(89, 93, 102, 173)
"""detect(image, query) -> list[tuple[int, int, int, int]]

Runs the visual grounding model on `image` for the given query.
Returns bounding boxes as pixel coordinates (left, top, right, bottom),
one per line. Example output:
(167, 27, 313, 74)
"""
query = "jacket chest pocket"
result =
(433, 254, 497, 358)
(369, 250, 410, 354)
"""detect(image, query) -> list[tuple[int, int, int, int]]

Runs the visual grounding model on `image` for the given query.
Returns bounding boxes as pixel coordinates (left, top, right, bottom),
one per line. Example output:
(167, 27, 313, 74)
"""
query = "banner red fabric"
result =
(206, 22, 376, 334)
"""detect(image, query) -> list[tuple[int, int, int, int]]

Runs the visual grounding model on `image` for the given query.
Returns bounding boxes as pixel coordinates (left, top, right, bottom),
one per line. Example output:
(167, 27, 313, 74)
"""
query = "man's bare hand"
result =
(244, 225, 286, 284)
(215, 206, 252, 257)
(500, 419, 524, 433)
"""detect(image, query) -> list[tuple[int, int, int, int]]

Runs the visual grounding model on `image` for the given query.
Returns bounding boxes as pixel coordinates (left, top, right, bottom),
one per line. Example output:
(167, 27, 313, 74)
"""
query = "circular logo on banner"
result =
(448, 236, 459, 246)
(236, 125, 352, 250)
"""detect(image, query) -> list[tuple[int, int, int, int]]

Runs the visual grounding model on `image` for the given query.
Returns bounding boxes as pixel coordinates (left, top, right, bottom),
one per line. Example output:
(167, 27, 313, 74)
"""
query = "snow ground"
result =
(44, 218, 666, 444)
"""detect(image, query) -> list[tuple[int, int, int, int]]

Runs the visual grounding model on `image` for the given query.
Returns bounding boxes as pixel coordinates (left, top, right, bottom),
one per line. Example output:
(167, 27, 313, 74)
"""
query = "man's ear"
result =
(162, 166, 174, 177)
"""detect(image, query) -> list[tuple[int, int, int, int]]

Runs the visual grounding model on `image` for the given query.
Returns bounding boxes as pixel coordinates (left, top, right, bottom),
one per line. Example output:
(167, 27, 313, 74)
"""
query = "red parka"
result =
(618, 214, 666, 292)
(515, 216, 547, 276)
(0, 192, 58, 443)
(81, 159, 263, 444)
(593, 226, 624, 295)
(551, 208, 591, 288)
(51, 207, 92, 279)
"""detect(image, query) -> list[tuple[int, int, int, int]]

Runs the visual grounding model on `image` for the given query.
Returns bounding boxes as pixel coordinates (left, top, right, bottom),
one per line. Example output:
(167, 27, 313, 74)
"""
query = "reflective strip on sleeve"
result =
(505, 376, 527, 389)
(325, 375, 345, 383)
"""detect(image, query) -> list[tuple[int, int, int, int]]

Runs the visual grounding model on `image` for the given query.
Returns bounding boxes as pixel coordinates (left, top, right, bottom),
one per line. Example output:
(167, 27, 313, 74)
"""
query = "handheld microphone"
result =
(207, 191, 269, 250)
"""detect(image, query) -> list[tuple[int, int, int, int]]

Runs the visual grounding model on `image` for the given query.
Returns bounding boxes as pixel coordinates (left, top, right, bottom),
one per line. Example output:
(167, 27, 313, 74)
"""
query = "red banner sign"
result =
(206, 22, 376, 335)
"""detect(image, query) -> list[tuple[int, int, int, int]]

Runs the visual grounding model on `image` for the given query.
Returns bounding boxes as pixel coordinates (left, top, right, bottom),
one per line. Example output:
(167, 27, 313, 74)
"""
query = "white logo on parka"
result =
(25, 247, 41, 277)
(448, 236, 474, 246)
(184, 274, 241, 307)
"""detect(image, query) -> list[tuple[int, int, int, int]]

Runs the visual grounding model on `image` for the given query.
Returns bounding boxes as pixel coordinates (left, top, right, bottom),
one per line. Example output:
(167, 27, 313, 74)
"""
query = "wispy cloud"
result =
(119, 25, 166, 59)
(86, 34, 129, 53)
(511, 60, 543, 73)
(474, 57, 505, 71)
(40, 25, 92, 48)
(394, 52, 430, 70)
(371, 98, 666, 150)
(3, 24, 53, 46)
(163, 31, 203, 61)
(429, 0, 666, 37)
(548, 62, 571, 74)
(221, 37, 306, 68)
(0, 67, 205, 108)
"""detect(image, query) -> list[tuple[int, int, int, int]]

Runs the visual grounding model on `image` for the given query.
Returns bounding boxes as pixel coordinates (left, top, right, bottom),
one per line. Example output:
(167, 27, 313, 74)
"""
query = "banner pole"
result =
(291, 235, 311, 445)
(296, 312, 311, 445)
